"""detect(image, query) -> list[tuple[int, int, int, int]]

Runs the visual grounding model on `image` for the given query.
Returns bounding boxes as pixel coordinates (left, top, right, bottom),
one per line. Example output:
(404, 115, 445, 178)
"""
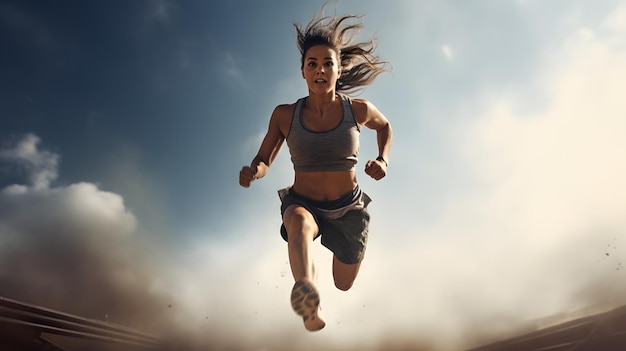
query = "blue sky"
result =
(1, 1, 626, 349)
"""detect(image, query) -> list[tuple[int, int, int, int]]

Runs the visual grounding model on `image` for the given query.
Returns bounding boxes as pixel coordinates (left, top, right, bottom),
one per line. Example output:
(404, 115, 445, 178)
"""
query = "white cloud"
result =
(221, 51, 243, 81)
(0, 135, 177, 339)
(0, 134, 58, 190)
(442, 44, 454, 60)
(0, 182, 136, 239)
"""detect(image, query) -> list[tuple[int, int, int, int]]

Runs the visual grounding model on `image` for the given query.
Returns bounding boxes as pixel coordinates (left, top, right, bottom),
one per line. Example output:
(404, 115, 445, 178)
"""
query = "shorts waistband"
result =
(288, 186, 360, 211)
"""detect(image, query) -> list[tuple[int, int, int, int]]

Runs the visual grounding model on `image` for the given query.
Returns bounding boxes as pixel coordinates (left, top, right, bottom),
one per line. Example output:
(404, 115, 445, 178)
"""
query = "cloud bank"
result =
(0, 135, 184, 350)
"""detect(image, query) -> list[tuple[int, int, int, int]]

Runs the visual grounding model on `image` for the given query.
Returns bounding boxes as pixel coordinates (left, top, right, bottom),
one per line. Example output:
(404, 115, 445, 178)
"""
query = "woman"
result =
(239, 10, 392, 332)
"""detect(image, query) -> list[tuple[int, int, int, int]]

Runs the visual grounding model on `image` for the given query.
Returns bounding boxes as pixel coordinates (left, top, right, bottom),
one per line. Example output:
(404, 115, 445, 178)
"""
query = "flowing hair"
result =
(294, 5, 391, 94)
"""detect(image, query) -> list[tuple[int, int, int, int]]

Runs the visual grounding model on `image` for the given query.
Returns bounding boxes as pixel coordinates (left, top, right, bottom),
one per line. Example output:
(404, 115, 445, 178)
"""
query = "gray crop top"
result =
(286, 94, 360, 172)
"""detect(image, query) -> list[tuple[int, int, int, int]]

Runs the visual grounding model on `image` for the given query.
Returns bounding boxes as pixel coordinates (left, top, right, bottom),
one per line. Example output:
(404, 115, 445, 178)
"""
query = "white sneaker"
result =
(290, 279, 326, 331)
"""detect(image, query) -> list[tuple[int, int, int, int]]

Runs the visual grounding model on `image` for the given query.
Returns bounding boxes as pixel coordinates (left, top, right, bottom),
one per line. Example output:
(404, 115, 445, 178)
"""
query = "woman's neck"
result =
(306, 91, 339, 115)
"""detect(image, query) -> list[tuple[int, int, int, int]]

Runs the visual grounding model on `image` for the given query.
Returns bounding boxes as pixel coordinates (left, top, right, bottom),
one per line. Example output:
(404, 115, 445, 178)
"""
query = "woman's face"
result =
(301, 44, 341, 95)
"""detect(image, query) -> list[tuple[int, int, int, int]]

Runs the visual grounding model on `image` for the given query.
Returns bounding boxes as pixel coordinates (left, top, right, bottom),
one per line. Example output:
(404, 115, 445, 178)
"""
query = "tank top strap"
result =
(292, 97, 305, 126)
(338, 94, 359, 131)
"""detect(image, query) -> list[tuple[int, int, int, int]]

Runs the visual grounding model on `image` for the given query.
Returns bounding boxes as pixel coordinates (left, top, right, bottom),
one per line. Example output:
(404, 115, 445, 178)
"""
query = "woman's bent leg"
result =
(332, 255, 362, 291)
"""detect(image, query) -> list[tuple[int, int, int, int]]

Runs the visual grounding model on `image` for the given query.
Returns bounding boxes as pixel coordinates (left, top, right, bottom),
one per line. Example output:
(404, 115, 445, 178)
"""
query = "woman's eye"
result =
(308, 62, 316, 67)
(325, 62, 334, 66)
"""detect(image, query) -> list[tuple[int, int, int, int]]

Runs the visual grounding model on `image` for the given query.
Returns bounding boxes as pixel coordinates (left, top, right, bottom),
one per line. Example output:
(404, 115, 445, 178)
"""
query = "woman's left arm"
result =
(354, 99, 393, 180)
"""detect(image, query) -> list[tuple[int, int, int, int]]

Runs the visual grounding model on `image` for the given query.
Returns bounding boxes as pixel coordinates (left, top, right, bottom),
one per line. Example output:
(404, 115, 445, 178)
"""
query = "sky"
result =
(1, 0, 625, 350)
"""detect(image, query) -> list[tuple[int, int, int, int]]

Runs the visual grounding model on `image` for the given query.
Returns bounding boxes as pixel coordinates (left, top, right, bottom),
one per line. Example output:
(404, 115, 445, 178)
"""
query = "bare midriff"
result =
(293, 171, 358, 201)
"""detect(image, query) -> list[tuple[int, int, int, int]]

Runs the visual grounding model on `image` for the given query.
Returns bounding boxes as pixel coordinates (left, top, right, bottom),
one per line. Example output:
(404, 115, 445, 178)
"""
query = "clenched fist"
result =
(239, 166, 258, 187)
(364, 159, 387, 181)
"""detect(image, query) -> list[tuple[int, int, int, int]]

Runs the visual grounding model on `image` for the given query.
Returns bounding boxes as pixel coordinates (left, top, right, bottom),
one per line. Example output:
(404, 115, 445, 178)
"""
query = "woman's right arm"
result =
(239, 105, 289, 188)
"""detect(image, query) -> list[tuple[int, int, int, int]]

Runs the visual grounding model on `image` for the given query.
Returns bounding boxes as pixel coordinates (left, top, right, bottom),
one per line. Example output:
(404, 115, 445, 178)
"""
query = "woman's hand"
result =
(364, 159, 387, 181)
(239, 166, 258, 187)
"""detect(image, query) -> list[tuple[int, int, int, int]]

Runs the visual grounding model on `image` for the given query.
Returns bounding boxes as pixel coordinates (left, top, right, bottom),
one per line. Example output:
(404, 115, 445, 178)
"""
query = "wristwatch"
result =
(376, 156, 388, 167)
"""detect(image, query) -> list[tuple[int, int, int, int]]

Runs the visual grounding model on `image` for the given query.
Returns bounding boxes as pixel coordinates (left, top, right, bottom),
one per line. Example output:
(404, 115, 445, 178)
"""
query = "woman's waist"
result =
(293, 171, 357, 201)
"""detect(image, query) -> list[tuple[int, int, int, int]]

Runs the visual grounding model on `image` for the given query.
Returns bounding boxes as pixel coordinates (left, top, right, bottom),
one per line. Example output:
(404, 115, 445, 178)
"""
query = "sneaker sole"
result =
(290, 280, 325, 331)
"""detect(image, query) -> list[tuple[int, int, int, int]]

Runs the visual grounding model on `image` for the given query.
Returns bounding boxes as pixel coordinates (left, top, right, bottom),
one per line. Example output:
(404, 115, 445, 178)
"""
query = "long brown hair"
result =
(294, 6, 391, 94)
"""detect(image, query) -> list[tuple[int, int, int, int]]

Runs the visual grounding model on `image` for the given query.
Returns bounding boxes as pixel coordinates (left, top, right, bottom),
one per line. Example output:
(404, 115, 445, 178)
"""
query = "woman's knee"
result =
(283, 206, 317, 240)
(334, 277, 355, 291)
(332, 257, 361, 291)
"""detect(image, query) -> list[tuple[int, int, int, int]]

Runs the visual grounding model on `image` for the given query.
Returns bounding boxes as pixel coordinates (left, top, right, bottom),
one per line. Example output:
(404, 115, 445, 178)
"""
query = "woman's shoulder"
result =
(275, 96, 311, 115)
(347, 97, 376, 116)
(274, 101, 297, 111)
(272, 101, 298, 118)
(269, 100, 302, 128)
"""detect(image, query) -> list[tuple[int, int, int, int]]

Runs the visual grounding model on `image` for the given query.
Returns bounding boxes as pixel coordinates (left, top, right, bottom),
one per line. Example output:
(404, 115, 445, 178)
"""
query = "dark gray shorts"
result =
(278, 186, 372, 264)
